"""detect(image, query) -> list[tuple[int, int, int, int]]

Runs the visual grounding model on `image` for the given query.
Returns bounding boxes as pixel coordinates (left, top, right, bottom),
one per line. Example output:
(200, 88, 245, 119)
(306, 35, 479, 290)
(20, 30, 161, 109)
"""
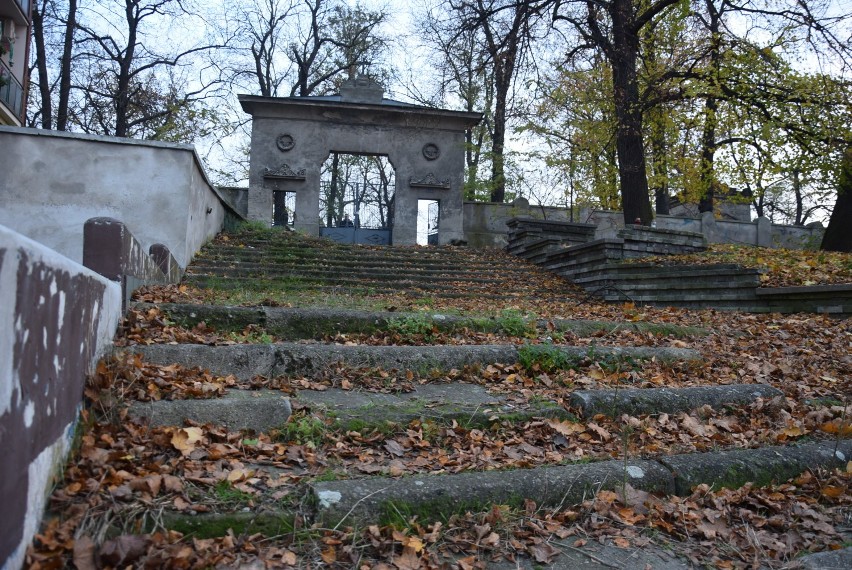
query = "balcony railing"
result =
(17, 0, 31, 18)
(0, 58, 23, 120)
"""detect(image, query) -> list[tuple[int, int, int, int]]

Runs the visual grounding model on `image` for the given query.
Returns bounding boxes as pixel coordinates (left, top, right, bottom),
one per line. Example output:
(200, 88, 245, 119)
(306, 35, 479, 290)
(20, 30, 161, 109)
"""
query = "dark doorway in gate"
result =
(418, 199, 440, 246)
(318, 153, 395, 245)
(273, 191, 296, 227)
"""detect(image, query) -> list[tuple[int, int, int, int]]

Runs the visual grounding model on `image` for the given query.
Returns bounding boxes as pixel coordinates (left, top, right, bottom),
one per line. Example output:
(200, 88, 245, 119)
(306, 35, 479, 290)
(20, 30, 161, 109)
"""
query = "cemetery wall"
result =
(0, 126, 227, 267)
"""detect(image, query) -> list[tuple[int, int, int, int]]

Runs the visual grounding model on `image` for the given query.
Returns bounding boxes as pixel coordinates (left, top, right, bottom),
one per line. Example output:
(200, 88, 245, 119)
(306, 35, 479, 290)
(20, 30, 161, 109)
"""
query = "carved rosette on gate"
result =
(276, 133, 295, 152)
(409, 173, 450, 189)
(422, 143, 440, 161)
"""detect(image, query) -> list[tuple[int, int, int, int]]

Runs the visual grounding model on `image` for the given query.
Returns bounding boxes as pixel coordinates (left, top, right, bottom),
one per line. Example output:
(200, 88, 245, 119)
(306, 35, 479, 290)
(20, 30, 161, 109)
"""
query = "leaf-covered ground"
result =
(26, 244, 852, 569)
(629, 244, 852, 288)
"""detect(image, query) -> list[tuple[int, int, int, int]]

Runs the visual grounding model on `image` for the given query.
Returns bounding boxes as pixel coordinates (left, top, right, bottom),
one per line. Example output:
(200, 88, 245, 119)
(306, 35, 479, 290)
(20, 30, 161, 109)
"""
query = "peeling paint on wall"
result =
(0, 225, 122, 569)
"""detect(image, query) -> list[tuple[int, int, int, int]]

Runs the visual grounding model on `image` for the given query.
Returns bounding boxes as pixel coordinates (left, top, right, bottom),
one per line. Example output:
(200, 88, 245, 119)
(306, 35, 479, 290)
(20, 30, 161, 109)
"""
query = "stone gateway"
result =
(239, 77, 482, 245)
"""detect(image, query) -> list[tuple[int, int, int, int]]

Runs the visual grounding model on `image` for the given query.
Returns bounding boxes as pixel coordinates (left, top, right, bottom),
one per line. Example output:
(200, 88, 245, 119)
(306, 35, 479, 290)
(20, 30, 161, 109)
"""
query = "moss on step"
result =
(154, 303, 709, 341)
(326, 398, 572, 433)
(156, 511, 297, 539)
(379, 495, 526, 528)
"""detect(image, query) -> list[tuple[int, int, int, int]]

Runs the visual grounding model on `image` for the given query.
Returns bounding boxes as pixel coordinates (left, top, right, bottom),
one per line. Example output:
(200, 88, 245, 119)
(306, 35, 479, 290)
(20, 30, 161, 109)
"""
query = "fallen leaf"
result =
(395, 546, 421, 570)
(680, 414, 706, 437)
(171, 427, 204, 455)
(529, 542, 560, 563)
(320, 546, 336, 564)
(547, 419, 586, 436)
(72, 535, 97, 570)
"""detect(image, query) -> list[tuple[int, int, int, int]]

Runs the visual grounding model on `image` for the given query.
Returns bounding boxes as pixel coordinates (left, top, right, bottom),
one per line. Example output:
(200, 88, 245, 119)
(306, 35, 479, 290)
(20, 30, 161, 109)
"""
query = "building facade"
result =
(0, 0, 30, 126)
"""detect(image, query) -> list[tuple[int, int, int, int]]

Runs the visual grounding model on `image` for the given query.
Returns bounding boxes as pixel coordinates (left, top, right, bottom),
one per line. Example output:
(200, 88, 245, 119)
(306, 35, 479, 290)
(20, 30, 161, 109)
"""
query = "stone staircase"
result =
(507, 217, 852, 314)
(184, 229, 579, 302)
(37, 226, 851, 568)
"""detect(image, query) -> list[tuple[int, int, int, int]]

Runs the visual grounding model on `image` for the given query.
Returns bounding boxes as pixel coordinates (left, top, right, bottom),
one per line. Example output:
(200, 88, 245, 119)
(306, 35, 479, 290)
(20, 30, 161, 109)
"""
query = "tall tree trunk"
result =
(56, 0, 77, 131)
(327, 152, 339, 227)
(490, 73, 508, 203)
(31, 1, 52, 129)
(792, 168, 805, 225)
(698, 0, 722, 213)
(611, 0, 653, 224)
(113, 0, 138, 137)
(821, 146, 852, 252)
(698, 93, 718, 213)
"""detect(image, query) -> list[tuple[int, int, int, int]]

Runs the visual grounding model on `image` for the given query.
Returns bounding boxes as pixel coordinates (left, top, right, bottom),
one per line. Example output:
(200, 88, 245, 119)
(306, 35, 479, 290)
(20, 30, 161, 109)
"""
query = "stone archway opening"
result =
(318, 153, 395, 244)
(272, 190, 296, 227)
(417, 199, 440, 246)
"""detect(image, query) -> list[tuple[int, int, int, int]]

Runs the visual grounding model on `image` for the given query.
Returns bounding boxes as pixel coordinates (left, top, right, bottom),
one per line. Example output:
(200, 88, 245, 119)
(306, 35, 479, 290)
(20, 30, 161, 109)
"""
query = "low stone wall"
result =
(463, 199, 575, 248)
(463, 201, 823, 250)
(589, 210, 824, 249)
(0, 224, 123, 569)
(0, 126, 230, 268)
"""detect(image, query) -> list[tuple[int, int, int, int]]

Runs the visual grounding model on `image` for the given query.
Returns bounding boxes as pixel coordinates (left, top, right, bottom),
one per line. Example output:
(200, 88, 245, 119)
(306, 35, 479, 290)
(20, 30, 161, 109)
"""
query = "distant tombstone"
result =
(511, 197, 530, 209)
(755, 216, 772, 247)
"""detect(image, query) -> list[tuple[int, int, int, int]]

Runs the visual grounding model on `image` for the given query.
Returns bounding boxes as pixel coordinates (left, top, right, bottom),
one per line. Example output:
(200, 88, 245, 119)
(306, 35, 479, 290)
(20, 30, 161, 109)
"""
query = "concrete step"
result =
(311, 440, 852, 527)
(144, 303, 710, 340)
(571, 274, 760, 290)
(201, 241, 509, 265)
(569, 384, 782, 417)
(185, 264, 508, 285)
(128, 382, 781, 435)
(129, 343, 702, 380)
(181, 275, 574, 300)
(196, 249, 525, 272)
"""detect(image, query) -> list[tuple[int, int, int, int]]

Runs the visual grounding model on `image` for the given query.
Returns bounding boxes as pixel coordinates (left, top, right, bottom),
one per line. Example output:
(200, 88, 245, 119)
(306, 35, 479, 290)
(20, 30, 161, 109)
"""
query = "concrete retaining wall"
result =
(0, 224, 122, 569)
(0, 126, 227, 268)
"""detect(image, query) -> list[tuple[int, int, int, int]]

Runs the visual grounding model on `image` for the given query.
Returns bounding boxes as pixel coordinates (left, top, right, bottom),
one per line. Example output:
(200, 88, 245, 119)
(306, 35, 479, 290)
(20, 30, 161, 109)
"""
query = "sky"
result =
(55, 0, 852, 228)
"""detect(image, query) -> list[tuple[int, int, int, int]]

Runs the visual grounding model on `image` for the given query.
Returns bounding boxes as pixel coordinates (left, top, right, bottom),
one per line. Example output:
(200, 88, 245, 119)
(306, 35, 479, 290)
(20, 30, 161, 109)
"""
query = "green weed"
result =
(388, 313, 437, 340)
(278, 412, 328, 448)
(238, 220, 275, 233)
(517, 344, 580, 373)
(213, 480, 255, 508)
(496, 309, 538, 338)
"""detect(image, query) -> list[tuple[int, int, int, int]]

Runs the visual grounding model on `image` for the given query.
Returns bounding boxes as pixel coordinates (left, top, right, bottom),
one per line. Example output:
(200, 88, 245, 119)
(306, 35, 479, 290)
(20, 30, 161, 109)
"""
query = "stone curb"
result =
(130, 343, 701, 379)
(794, 546, 852, 569)
(313, 458, 674, 528)
(127, 389, 291, 433)
(311, 440, 851, 528)
(660, 440, 852, 496)
(296, 383, 572, 428)
(570, 384, 783, 418)
(140, 303, 709, 340)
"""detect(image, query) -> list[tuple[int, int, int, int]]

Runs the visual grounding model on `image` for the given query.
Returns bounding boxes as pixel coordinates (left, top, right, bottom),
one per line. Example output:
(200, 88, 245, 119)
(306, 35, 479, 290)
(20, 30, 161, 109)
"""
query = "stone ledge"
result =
(570, 384, 782, 418)
(311, 440, 851, 528)
(131, 343, 702, 379)
(128, 389, 291, 433)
